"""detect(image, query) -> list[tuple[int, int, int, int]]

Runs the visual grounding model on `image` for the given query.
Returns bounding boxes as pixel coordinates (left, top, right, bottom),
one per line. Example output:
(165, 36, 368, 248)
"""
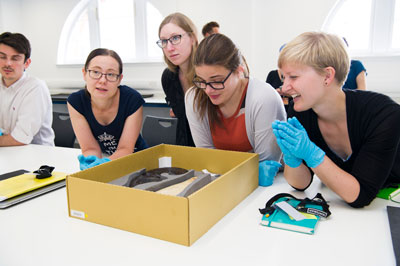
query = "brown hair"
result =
(202, 21, 219, 37)
(193, 33, 249, 129)
(84, 48, 123, 74)
(83, 48, 123, 97)
(0, 32, 31, 61)
(158, 12, 198, 86)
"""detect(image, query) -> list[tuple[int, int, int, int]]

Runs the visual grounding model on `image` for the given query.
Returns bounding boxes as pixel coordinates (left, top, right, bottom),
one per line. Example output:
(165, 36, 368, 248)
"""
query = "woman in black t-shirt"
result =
(157, 13, 198, 146)
(272, 32, 400, 208)
(67, 48, 147, 170)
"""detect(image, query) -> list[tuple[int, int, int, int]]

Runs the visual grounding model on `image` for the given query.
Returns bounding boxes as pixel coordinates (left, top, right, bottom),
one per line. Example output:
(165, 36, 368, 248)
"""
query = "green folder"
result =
(377, 184, 400, 200)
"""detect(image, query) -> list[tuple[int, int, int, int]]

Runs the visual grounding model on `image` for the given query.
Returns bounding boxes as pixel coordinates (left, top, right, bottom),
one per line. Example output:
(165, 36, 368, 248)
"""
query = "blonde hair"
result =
(158, 12, 198, 87)
(278, 31, 350, 86)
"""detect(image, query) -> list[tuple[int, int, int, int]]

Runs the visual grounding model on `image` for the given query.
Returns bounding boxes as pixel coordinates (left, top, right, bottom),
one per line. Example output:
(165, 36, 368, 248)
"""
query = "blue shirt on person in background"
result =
(343, 60, 367, 90)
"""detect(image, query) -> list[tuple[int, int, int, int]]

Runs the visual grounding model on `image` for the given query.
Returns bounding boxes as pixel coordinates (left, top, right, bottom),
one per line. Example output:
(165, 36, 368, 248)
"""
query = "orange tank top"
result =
(211, 83, 252, 152)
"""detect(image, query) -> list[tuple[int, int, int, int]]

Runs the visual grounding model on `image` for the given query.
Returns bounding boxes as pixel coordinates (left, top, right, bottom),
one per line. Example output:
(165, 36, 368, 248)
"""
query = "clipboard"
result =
(0, 169, 29, 181)
(0, 169, 67, 209)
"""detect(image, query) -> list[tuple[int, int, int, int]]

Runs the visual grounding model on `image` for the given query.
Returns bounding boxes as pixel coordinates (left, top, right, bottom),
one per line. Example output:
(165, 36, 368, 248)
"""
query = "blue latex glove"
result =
(78, 154, 100, 170)
(272, 121, 302, 168)
(258, 160, 282, 186)
(273, 117, 325, 168)
(0, 128, 3, 136)
(86, 157, 111, 168)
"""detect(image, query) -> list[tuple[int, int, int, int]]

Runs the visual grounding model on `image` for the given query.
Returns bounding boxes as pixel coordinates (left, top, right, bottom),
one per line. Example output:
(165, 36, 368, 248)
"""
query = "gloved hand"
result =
(0, 128, 3, 136)
(273, 117, 325, 168)
(78, 154, 101, 170)
(87, 157, 111, 168)
(272, 121, 302, 168)
(258, 160, 282, 186)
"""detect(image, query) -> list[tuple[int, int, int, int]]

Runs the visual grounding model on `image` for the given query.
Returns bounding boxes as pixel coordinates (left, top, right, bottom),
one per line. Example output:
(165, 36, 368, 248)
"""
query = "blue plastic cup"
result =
(258, 160, 282, 187)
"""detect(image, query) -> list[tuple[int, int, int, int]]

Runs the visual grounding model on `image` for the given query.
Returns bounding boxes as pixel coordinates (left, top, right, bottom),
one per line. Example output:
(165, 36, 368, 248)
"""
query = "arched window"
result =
(57, 0, 163, 64)
(322, 0, 400, 56)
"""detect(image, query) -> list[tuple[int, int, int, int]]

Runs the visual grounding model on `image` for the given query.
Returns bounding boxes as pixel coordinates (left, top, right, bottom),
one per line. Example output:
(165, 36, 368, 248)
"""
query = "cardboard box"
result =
(66, 144, 258, 246)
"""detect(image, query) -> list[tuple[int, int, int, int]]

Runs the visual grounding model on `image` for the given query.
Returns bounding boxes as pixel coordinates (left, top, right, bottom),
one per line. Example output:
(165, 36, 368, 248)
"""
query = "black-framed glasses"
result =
(156, 33, 187, 48)
(87, 69, 120, 82)
(193, 71, 233, 90)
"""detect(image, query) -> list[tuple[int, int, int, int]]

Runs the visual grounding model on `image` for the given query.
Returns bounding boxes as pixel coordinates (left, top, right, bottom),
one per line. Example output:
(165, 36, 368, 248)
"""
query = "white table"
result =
(0, 145, 397, 266)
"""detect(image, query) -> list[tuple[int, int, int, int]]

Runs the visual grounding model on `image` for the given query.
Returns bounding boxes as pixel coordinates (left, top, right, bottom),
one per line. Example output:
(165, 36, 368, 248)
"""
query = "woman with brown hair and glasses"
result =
(157, 12, 198, 147)
(185, 34, 285, 184)
(67, 48, 147, 170)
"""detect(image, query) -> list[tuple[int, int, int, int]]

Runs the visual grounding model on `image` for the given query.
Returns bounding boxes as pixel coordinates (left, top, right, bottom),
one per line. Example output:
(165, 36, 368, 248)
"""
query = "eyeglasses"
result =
(156, 33, 187, 48)
(87, 69, 120, 82)
(193, 71, 233, 90)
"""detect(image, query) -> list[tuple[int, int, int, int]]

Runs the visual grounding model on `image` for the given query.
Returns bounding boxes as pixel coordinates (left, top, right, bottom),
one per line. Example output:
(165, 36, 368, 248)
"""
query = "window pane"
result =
(66, 10, 91, 64)
(58, 0, 165, 64)
(98, 0, 136, 60)
(392, 0, 400, 49)
(326, 0, 372, 51)
(146, 2, 163, 58)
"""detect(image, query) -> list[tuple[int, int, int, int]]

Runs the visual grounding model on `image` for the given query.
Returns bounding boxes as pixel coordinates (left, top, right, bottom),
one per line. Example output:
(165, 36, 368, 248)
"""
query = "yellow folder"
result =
(0, 172, 67, 202)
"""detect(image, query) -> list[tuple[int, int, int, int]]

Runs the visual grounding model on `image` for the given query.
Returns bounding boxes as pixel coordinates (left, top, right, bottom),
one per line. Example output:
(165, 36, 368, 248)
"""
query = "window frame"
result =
(57, 0, 163, 65)
(322, 0, 400, 57)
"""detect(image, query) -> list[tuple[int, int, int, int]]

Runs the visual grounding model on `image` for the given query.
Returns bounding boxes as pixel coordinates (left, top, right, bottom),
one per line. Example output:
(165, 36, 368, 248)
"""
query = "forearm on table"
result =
(108, 148, 133, 160)
(81, 147, 102, 158)
(312, 156, 360, 203)
(283, 163, 312, 190)
(0, 134, 26, 146)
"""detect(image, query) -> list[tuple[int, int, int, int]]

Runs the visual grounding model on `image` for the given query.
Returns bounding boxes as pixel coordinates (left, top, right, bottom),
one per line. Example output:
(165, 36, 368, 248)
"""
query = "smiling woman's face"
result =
(280, 62, 326, 112)
(83, 55, 122, 99)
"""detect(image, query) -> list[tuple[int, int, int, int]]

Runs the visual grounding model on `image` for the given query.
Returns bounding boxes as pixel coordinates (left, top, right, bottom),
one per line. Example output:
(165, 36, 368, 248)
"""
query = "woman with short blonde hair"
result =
(273, 31, 400, 208)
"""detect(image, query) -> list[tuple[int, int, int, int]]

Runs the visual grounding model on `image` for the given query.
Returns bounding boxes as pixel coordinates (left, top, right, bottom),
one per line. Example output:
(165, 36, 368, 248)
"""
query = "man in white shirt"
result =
(0, 32, 54, 146)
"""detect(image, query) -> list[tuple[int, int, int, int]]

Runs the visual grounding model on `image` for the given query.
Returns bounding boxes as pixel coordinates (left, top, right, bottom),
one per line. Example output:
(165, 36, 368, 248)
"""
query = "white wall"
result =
(0, 0, 22, 33)
(0, 0, 399, 99)
(175, 0, 337, 82)
(355, 55, 400, 99)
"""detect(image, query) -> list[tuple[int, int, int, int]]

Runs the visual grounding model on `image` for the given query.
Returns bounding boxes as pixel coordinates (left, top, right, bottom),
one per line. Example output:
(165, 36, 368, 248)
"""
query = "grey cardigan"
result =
(185, 77, 286, 162)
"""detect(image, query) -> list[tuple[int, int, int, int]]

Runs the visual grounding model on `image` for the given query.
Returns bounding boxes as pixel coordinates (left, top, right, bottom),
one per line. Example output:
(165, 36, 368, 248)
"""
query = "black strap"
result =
(259, 193, 294, 216)
(33, 165, 55, 179)
(259, 192, 331, 218)
(297, 193, 331, 218)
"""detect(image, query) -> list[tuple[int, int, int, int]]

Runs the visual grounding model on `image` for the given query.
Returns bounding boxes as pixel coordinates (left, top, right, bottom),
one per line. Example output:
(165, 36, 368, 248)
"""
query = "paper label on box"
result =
(159, 156, 172, 168)
(70, 209, 86, 219)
